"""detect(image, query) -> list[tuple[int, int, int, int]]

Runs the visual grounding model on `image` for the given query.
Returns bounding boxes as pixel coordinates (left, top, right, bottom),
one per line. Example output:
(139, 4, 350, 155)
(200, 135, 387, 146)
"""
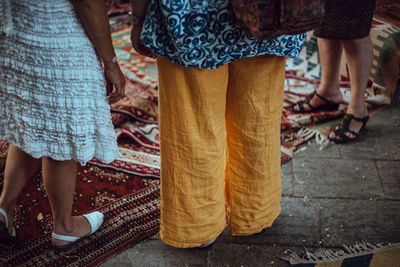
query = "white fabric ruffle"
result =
(0, 0, 121, 165)
(0, 0, 13, 36)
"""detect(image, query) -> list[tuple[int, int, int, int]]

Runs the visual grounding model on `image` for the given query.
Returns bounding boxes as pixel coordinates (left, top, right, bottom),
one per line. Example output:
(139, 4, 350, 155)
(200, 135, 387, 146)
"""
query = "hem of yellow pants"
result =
(160, 222, 228, 248)
(229, 206, 281, 236)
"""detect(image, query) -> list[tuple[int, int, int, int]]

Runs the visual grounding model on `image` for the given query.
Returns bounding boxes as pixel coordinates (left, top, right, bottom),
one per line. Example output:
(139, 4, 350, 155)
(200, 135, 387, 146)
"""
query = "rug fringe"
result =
(297, 127, 330, 149)
(282, 241, 400, 264)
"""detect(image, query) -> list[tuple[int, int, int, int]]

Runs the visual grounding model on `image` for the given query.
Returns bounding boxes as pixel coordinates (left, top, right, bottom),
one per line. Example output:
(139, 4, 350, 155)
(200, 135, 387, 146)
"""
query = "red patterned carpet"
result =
(0, 146, 159, 266)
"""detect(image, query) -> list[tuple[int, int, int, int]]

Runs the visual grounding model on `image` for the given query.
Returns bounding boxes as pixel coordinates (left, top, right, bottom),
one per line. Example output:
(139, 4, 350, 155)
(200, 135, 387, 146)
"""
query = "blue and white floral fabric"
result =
(141, 0, 306, 69)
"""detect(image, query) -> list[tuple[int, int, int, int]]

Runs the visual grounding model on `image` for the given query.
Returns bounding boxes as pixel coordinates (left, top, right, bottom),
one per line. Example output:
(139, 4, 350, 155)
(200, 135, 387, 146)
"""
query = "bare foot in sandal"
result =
(52, 212, 103, 249)
(291, 88, 343, 113)
(329, 105, 369, 143)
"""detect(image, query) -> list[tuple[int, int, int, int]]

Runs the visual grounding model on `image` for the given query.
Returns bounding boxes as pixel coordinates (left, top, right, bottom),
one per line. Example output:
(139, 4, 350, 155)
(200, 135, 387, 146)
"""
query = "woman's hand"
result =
(130, 26, 156, 58)
(104, 63, 126, 104)
(72, 0, 125, 104)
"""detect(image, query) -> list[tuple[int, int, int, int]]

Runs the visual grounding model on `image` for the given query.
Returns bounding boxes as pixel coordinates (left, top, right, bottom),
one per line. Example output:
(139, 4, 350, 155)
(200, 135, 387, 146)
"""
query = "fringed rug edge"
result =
(282, 241, 400, 265)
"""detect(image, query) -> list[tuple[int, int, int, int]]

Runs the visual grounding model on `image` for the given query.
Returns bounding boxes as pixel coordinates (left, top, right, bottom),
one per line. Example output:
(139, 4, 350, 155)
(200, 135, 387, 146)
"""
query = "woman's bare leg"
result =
(0, 145, 41, 235)
(42, 158, 91, 247)
(292, 38, 343, 112)
(329, 36, 372, 140)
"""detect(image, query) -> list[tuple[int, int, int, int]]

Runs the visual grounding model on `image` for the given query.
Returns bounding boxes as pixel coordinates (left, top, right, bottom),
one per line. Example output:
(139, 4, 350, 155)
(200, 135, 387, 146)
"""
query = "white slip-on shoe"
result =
(0, 207, 16, 240)
(51, 211, 104, 250)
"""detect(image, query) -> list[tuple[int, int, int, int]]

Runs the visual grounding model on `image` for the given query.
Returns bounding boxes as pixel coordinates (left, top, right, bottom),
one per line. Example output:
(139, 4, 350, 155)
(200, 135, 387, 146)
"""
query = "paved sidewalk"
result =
(101, 87, 400, 267)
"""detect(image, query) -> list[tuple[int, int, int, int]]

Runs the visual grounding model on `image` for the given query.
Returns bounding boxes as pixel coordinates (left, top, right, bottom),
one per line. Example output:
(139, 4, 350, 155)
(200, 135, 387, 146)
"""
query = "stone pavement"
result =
(101, 87, 400, 267)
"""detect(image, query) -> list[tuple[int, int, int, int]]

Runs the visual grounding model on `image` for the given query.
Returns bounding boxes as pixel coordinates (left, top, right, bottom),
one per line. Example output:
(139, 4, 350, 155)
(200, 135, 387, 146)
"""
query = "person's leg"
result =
(329, 36, 372, 140)
(292, 38, 343, 112)
(0, 145, 41, 235)
(41, 157, 91, 247)
(157, 56, 229, 248)
(226, 55, 284, 235)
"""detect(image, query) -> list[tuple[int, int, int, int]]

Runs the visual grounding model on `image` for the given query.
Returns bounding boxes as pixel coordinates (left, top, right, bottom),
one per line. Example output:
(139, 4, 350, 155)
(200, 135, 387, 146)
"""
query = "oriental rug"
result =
(0, 143, 160, 267)
(110, 79, 158, 124)
(285, 242, 400, 267)
(89, 127, 160, 179)
(112, 27, 158, 88)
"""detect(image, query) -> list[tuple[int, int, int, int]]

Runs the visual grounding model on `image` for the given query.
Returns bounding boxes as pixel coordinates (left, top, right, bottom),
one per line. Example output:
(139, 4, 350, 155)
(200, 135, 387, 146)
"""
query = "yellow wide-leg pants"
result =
(157, 54, 286, 248)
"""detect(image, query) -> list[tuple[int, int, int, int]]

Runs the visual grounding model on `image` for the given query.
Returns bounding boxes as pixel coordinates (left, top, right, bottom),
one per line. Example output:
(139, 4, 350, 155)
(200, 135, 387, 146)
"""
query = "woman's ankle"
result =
(0, 201, 17, 217)
(52, 216, 91, 237)
(53, 217, 75, 234)
(316, 86, 342, 100)
(347, 103, 368, 116)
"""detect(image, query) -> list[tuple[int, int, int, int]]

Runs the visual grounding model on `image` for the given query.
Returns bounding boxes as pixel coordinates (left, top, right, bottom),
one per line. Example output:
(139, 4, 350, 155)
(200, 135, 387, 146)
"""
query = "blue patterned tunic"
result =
(141, 0, 306, 70)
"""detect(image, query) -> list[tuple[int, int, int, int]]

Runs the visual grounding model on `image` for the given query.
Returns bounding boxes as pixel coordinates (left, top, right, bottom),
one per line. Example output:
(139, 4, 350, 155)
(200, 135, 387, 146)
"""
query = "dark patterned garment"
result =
(140, 0, 305, 69)
(314, 0, 377, 40)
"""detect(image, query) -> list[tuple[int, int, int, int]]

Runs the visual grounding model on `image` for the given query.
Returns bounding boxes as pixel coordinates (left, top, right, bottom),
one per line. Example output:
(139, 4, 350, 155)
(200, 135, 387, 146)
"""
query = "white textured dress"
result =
(0, 0, 121, 165)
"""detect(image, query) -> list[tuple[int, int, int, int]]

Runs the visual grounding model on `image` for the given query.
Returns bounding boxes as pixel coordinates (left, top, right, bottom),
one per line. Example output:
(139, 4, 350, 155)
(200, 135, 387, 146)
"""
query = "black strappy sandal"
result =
(290, 91, 340, 113)
(329, 114, 369, 144)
